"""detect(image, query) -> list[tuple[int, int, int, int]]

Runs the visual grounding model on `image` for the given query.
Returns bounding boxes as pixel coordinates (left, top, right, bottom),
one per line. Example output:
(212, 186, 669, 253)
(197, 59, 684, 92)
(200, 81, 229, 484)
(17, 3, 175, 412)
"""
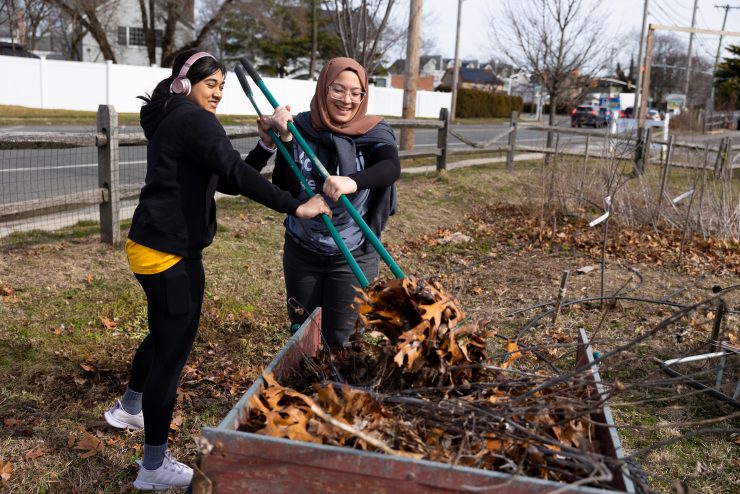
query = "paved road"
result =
(0, 121, 586, 205)
(3, 120, 736, 238)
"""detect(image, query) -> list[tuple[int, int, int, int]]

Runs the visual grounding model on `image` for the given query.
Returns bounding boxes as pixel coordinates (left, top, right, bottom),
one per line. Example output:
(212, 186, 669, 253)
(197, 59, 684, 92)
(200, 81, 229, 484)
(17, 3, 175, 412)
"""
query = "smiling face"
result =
(187, 70, 225, 113)
(326, 70, 363, 125)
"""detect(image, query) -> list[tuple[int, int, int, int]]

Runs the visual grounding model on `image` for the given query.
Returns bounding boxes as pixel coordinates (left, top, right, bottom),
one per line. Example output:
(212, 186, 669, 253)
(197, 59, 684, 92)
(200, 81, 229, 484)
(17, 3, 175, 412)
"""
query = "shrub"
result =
(454, 88, 523, 118)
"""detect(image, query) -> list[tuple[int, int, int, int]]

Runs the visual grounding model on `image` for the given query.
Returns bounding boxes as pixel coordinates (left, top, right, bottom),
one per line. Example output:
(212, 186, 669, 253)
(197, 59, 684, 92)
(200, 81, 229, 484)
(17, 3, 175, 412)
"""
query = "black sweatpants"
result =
(128, 257, 205, 446)
(283, 235, 379, 348)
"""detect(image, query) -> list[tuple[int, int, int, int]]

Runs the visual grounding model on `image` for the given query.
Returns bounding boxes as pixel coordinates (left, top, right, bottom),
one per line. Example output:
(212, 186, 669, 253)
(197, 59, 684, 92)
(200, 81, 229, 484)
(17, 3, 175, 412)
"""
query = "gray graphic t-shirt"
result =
(285, 141, 370, 254)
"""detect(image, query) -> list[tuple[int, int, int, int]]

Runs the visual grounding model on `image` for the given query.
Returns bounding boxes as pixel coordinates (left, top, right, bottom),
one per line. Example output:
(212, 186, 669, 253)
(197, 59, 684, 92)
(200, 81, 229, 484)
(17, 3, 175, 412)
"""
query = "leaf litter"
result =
(240, 275, 621, 487)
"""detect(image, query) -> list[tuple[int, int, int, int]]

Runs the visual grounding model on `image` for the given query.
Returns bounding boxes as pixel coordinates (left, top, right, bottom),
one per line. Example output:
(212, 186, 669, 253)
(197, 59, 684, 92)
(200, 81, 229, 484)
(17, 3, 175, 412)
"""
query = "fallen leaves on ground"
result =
(99, 316, 117, 330)
(24, 447, 46, 460)
(170, 414, 184, 432)
(1, 285, 19, 303)
(408, 204, 738, 275)
(73, 430, 104, 459)
(0, 460, 12, 481)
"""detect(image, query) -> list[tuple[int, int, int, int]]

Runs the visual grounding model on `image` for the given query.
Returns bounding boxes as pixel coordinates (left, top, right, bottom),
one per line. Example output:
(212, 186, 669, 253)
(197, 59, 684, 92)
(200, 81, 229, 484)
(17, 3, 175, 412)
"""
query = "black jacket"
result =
(128, 96, 301, 258)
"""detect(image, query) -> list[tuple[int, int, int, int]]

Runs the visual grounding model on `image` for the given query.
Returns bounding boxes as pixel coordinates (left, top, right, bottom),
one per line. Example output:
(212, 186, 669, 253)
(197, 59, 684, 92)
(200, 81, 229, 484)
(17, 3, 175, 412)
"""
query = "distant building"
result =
(0, 0, 195, 64)
(388, 55, 482, 89)
(440, 67, 503, 92)
(81, 0, 195, 65)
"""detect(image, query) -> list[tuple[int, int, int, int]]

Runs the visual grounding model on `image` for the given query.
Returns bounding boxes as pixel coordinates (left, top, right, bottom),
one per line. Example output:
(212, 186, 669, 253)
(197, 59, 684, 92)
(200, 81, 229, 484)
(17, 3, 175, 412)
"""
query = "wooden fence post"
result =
(633, 127, 645, 176)
(576, 135, 590, 209)
(506, 110, 518, 172)
(655, 134, 674, 221)
(436, 107, 449, 172)
(721, 137, 732, 180)
(713, 137, 730, 180)
(641, 126, 653, 172)
(97, 105, 121, 246)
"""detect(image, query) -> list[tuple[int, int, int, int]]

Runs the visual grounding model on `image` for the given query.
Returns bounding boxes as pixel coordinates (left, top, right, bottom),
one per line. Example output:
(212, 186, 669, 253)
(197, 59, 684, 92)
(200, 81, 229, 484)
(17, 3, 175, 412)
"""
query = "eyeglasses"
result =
(328, 84, 366, 103)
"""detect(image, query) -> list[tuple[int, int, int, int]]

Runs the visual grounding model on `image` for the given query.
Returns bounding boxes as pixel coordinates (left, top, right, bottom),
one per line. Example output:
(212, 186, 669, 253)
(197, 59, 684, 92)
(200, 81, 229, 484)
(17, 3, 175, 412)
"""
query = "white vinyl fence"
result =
(0, 55, 451, 118)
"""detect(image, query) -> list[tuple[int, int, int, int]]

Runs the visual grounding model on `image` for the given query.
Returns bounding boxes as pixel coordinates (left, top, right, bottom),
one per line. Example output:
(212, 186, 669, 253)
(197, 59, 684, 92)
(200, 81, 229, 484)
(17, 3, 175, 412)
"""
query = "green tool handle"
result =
(239, 58, 405, 280)
(233, 65, 369, 287)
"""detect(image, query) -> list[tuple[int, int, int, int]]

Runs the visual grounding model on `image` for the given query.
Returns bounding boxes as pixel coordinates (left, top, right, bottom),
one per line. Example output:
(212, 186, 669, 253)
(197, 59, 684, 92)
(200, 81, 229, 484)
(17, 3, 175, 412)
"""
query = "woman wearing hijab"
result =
(103, 49, 330, 490)
(263, 57, 401, 348)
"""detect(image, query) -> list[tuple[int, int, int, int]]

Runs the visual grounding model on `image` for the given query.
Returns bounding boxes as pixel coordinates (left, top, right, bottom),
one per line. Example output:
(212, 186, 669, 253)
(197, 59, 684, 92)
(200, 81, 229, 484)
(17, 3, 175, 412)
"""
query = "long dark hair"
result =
(138, 49, 226, 104)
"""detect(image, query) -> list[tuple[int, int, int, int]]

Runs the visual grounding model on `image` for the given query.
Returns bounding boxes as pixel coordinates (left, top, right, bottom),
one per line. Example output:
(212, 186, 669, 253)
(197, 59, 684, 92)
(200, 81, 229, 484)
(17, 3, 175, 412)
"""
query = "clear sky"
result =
(420, 0, 740, 63)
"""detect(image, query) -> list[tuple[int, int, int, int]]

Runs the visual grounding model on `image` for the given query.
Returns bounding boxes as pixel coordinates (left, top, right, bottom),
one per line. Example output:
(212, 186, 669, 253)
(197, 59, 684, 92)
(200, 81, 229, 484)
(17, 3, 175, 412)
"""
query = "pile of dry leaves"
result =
(240, 276, 620, 486)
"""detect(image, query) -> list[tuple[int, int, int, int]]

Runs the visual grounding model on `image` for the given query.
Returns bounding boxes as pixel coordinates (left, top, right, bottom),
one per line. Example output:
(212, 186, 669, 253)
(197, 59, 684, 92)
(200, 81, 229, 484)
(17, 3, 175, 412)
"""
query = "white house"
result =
(81, 0, 195, 65)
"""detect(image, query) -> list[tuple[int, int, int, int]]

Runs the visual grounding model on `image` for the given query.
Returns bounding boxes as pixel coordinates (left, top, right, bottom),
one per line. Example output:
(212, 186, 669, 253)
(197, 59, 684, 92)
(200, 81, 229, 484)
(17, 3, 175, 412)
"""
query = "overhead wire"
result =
(695, 6, 721, 59)
(652, 0, 688, 26)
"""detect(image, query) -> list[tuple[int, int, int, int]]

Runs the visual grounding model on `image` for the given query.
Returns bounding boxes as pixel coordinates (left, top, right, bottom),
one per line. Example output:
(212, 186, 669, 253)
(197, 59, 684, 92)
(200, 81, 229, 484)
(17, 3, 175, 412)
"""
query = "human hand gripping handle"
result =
(295, 195, 331, 219)
(258, 106, 293, 148)
(323, 176, 358, 203)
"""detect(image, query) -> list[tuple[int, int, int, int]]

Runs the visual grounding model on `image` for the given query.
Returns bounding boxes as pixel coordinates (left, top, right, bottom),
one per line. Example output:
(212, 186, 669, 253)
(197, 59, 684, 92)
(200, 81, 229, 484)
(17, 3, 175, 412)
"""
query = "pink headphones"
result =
(170, 51, 216, 96)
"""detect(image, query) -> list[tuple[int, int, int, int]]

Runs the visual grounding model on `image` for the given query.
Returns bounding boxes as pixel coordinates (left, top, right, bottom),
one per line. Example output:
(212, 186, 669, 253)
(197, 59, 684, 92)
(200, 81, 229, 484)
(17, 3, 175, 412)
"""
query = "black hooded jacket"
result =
(128, 96, 301, 259)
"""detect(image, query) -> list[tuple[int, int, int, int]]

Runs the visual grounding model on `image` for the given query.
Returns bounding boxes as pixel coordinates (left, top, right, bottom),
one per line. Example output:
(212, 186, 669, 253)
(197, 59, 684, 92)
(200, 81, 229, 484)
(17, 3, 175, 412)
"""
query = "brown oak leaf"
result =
(0, 459, 12, 481)
(74, 431, 104, 459)
(24, 447, 46, 460)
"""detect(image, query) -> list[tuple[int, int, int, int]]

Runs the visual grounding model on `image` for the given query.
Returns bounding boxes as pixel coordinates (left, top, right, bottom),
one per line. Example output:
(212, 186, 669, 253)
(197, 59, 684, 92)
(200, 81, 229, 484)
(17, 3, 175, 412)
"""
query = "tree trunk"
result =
(138, 0, 156, 65)
(47, 0, 117, 62)
(309, 0, 318, 79)
(159, 1, 181, 67)
(546, 94, 557, 166)
(162, 0, 235, 67)
(80, 5, 117, 62)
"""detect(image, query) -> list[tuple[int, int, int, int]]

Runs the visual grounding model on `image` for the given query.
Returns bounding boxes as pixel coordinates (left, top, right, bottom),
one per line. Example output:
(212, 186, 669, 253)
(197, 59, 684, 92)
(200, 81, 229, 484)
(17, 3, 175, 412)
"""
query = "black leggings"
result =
(128, 258, 205, 446)
(283, 236, 378, 348)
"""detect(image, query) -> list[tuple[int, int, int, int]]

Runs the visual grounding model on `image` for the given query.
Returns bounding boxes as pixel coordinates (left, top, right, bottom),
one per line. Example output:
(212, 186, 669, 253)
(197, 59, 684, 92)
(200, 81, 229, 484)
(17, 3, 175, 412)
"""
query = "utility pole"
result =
(635, 24, 656, 175)
(683, 0, 699, 108)
(710, 4, 739, 110)
(634, 0, 649, 113)
(401, 0, 423, 151)
(450, 0, 464, 120)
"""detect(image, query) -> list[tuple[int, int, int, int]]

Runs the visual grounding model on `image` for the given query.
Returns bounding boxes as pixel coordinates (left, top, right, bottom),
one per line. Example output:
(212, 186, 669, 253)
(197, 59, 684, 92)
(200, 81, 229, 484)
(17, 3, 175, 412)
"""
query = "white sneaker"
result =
(133, 452, 193, 490)
(104, 400, 144, 430)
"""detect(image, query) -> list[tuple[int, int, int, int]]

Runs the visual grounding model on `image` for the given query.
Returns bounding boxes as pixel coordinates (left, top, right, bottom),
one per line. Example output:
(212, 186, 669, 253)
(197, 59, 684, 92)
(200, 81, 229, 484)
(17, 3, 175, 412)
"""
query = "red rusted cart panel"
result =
(196, 309, 633, 494)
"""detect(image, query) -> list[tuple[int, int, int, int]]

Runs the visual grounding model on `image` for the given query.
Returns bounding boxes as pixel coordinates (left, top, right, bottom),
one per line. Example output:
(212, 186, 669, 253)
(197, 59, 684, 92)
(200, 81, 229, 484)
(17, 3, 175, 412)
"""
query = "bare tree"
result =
(649, 33, 712, 108)
(45, 0, 118, 61)
(1, 0, 20, 53)
(137, 0, 157, 64)
(491, 0, 609, 152)
(38, 0, 240, 67)
(327, 0, 399, 74)
(21, 0, 55, 50)
(45, 3, 86, 59)
(160, 0, 236, 67)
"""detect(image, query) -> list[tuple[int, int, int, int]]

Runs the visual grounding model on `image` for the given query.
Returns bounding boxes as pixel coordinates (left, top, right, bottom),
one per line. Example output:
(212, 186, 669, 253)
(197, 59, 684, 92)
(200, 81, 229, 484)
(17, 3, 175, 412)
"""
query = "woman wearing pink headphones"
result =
(103, 49, 330, 490)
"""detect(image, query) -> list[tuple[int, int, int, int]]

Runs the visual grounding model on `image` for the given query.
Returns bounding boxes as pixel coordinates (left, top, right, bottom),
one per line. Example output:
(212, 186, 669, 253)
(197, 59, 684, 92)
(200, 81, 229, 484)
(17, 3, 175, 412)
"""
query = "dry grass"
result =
(0, 159, 738, 493)
(0, 105, 262, 127)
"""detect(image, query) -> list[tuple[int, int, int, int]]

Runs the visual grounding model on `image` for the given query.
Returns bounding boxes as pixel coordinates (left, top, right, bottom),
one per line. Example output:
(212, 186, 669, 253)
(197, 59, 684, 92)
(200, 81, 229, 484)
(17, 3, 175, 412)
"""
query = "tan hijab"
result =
(310, 57, 382, 136)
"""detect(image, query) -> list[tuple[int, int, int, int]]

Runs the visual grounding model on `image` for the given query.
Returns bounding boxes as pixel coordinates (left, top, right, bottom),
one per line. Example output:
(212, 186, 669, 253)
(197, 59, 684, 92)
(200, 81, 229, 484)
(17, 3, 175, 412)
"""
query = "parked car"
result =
(647, 108, 662, 120)
(598, 106, 614, 126)
(619, 107, 634, 119)
(571, 105, 607, 128)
